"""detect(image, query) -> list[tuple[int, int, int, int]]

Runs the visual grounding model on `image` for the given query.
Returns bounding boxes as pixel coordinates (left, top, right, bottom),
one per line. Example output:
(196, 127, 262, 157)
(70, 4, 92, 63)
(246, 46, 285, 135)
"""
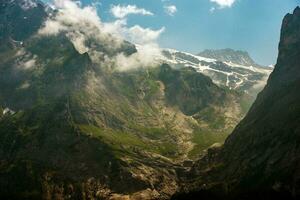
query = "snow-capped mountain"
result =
(162, 49, 273, 96)
(198, 48, 259, 67)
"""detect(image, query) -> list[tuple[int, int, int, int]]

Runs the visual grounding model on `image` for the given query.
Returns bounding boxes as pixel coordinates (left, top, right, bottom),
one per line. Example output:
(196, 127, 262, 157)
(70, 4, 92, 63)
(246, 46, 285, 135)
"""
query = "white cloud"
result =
(39, 0, 124, 54)
(23, 57, 37, 70)
(39, 0, 164, 71)
(126, 26, 165, 44)
(102, 21, 165, 71)
(101, 19, 165, 45)
(164, 5, 177, 16)
(115, 44, 163, 71)
(14, 49, 38, 71)
(210, 0, 236, 8)
(110, 4, 153, 19)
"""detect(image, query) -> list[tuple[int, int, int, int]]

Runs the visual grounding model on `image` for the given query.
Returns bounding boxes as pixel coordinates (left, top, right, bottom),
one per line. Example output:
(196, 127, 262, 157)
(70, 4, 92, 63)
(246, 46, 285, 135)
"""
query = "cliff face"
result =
(218, 6, 300, 196)
(174, 7, 300, 200)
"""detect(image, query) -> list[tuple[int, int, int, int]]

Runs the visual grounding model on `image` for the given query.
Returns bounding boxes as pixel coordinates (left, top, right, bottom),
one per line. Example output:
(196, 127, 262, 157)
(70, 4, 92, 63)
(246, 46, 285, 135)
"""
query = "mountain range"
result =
(198, 48, 260, 67)
(1, 1, 299, 200)
(162, 49, 272, 100)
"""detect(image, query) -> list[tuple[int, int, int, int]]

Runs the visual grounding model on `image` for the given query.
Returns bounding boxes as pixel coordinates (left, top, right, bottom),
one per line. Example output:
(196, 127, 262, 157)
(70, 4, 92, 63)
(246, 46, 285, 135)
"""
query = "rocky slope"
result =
(0, 1, 247, 199)
(173, 7, 300, 200)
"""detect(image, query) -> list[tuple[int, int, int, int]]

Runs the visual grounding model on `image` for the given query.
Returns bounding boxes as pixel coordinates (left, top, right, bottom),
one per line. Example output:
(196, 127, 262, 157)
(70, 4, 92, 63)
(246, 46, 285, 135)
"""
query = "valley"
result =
(1, 0, 299, 200)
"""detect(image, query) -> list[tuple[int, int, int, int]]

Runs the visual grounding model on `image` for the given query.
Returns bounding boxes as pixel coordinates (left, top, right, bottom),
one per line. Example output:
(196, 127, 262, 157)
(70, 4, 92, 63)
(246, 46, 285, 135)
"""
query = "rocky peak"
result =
(198, 48, 260, 67)
(277, 7, 300, 71)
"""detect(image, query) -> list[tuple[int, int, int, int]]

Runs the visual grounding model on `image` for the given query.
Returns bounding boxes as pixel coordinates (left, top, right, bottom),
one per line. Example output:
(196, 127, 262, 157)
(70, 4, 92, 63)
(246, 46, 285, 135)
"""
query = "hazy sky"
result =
(45, 0, 300, 65)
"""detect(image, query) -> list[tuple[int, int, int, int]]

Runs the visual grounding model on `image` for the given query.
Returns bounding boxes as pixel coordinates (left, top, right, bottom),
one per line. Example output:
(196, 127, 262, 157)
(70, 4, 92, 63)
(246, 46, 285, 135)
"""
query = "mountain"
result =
(0, 0, 47, 42)
(198, 48, 261, 67)
(173, 7, 300, 200)
(0, 1, 248, 199)
(162, 49, 272, 100)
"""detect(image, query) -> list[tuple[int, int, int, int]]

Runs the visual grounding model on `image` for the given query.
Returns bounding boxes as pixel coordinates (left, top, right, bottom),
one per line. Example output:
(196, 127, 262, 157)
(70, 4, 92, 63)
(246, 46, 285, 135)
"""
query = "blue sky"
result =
(45, 0, 300, 65)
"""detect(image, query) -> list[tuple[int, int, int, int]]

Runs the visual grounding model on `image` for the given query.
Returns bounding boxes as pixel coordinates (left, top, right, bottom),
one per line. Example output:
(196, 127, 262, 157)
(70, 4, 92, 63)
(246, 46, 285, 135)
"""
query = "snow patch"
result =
(161, 49, 273, 92)
(3, 108, 15, 116)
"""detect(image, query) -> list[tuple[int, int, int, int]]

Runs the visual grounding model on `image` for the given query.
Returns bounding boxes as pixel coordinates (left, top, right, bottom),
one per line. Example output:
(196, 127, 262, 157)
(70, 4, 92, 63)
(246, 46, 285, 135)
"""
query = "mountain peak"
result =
(293, 6, 300, 14)
(198, 48, 260, 67)
(278, 5, 300, 73)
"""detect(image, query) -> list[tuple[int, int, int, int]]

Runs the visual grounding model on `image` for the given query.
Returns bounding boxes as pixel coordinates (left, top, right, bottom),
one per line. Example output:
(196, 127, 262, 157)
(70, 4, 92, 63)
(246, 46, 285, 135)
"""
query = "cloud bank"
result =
(39, 0, 164, 71)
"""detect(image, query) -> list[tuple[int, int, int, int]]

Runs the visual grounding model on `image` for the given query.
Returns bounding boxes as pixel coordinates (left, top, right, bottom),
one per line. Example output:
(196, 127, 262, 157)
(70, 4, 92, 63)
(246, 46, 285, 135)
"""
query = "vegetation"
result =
(188, 129, 231, 159)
